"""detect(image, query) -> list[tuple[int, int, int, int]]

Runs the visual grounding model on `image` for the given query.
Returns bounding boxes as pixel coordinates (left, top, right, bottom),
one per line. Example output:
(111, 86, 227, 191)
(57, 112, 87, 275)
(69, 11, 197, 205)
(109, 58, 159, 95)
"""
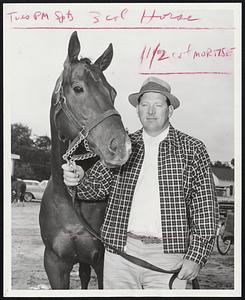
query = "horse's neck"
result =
(50, 120, 68, 187)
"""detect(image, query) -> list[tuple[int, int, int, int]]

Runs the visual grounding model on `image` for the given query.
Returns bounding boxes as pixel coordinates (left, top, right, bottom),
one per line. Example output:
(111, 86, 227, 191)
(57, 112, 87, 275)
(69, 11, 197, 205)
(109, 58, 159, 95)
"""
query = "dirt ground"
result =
(11, 202, 234, 290)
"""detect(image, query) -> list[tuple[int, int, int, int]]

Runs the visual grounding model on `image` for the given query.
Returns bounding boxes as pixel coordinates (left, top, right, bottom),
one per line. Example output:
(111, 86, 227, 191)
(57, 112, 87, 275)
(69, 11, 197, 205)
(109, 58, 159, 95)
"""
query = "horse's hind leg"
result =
(79, 263, 91, 289)
(44, 247, 73, 289)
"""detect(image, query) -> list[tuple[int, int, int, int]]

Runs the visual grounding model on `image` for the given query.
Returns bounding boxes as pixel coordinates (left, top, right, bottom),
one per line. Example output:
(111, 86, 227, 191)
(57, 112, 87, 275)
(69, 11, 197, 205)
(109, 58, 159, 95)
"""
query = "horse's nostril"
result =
(109, 138, 118, 153)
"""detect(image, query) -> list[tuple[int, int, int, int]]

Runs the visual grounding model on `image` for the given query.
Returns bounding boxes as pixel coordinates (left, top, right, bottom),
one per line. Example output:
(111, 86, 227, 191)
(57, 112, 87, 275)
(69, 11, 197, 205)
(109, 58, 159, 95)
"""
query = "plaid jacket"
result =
(75, 124, 219, 266)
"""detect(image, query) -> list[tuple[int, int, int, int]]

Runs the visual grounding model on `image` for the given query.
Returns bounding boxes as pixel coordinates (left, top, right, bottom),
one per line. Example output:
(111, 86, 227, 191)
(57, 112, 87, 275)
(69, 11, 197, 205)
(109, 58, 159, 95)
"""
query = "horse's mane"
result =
(79, 57, 92, 65)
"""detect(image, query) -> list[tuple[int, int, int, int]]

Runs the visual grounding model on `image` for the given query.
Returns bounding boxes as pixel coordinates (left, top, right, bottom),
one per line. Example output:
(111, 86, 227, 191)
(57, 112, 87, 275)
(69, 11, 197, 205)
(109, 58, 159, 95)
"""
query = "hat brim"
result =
(128, 90, 180, 109)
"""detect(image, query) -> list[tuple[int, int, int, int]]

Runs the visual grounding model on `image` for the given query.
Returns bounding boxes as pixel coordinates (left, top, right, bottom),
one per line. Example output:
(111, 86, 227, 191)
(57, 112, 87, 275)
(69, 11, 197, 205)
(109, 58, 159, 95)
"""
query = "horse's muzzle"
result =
(103, 134, 132, 168)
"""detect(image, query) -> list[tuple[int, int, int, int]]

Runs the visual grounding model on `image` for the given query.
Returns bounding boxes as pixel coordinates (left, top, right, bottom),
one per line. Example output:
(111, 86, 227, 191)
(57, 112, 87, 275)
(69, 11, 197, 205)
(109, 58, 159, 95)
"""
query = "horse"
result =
(11, 176, 26, 206)
(39, 31, 131, 289)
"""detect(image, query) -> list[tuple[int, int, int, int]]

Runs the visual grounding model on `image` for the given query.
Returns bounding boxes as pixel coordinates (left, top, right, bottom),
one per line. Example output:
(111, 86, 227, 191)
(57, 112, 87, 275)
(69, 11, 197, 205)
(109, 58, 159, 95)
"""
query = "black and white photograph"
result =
(3, 3, 241, 297)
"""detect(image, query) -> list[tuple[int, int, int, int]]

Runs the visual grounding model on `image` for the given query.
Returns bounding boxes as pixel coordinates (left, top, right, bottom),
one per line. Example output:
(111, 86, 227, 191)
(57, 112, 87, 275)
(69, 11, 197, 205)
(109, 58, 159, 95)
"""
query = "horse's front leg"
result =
(79, 263, 91, 289)
(92, 253, 104, 289)
(44, 247, 73, 289)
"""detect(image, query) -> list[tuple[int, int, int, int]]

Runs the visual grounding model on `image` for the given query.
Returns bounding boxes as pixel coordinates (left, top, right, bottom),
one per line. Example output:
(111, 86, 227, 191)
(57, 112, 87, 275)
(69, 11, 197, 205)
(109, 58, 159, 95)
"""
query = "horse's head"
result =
(52, 31, 131, 168)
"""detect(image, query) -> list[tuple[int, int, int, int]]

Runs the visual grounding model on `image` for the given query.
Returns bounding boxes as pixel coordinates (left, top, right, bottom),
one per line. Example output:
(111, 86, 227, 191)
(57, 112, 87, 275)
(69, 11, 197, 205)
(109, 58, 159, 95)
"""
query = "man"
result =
(62, 77, 219, 289)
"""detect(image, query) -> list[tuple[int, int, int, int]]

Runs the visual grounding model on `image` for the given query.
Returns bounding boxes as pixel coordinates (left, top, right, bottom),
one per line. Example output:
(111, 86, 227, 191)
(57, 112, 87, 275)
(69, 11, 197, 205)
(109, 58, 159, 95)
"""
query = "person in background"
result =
(62, 77, 219, 289)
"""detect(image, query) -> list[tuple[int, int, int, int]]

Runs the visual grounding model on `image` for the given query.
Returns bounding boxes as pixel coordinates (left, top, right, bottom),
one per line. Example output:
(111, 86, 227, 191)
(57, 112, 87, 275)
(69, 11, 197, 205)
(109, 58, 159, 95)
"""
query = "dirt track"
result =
(11, 202, 234, 290)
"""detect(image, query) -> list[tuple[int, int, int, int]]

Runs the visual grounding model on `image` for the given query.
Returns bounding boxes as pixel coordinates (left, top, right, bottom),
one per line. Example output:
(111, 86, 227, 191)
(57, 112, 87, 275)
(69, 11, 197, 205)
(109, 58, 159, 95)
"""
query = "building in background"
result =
(212, 166, 234, 200)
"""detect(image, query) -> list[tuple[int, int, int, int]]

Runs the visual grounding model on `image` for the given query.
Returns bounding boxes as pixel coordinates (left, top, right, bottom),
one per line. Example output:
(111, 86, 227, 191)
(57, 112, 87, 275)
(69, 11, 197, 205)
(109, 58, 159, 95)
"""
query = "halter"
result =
(53, 75, 121, 164)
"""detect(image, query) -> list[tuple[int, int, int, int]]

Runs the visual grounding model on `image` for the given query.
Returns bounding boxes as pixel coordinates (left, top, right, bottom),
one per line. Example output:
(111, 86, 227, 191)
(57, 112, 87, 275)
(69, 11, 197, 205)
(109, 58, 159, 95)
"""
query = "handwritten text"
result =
(140, 43, 235, 69)
(140, 9, 200, 24)
(6, 10, 74, 24)
(89, 8, 128, 24)
(6, 8, 203, 26)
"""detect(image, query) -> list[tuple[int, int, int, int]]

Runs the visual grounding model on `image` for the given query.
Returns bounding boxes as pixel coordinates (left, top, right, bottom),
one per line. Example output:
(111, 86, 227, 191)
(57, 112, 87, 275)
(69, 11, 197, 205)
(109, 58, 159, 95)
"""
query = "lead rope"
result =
(62, 135, 97, 207)
(62, 135, 97, 164)
(63, 134, 199, 289)
(68, 172, 199, 290)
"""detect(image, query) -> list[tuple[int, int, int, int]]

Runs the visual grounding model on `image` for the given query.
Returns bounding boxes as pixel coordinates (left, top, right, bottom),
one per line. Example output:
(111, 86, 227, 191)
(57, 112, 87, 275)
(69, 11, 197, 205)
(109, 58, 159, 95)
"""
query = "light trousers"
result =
(103, 236, 187, 289)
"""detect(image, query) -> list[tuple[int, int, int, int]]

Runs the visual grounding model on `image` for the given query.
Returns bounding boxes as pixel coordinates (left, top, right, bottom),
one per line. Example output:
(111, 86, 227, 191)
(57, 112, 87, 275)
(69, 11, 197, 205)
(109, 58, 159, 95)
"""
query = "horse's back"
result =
(11, 179, 26, 195)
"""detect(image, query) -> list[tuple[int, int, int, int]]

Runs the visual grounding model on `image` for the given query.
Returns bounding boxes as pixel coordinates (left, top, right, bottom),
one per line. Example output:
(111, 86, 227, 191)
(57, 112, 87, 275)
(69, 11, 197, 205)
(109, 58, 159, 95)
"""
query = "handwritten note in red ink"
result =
(140, 43, 235, 70)
(6, 9, 74, 24)
(4, 5, 236, 76)
(139, 9, 200, 24)
(5, 5, 223, 28)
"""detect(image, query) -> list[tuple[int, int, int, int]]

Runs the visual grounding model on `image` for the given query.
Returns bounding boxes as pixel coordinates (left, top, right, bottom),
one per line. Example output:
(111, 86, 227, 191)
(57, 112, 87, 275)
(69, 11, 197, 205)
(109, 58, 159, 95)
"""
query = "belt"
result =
(127, 232, 162, 244)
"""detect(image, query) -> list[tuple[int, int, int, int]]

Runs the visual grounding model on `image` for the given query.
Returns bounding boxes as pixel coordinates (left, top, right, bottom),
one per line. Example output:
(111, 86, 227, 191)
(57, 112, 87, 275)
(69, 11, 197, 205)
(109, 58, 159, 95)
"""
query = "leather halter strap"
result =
(54, 85, 120, 139)
(53, 72, 121, 164)
(74, 201, 200, 290)
(62, 107, 120, 162)
(86, 108, 121, 135)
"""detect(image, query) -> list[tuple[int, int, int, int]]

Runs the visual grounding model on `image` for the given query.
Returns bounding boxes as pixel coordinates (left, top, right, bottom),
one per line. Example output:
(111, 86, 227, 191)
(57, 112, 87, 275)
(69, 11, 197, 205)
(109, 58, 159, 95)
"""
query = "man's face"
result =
(137, 92, 173, 136)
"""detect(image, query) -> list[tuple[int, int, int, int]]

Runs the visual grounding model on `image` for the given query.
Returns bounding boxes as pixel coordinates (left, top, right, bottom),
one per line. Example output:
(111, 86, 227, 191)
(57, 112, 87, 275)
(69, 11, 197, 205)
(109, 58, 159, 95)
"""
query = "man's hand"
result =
(62, 163, 84, 186)
(173, 259, 201, 281)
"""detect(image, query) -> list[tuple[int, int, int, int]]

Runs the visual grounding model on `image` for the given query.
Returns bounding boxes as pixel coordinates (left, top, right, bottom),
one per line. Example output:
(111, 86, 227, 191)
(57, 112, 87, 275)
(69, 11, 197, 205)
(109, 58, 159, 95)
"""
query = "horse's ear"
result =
(94, 43, 113, 71)
(68, 31, 80, 63)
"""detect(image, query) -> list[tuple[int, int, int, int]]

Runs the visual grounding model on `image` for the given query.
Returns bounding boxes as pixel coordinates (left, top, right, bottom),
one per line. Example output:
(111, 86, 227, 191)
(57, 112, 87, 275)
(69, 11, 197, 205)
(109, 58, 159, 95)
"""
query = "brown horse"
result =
(11, 176, 26, 205)
(39, 31, 131, 289)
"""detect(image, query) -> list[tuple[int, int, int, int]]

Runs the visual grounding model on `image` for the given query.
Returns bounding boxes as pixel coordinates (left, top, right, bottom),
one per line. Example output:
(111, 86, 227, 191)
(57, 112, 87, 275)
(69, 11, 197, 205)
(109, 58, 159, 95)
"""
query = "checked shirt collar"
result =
(130, 123, 180, 149)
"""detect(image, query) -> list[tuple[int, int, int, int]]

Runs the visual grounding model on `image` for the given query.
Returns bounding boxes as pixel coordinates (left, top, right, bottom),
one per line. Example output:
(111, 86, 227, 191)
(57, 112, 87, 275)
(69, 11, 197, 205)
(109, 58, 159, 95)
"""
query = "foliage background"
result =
(11, 122, 234, 182)
(11, 123, 51, 181)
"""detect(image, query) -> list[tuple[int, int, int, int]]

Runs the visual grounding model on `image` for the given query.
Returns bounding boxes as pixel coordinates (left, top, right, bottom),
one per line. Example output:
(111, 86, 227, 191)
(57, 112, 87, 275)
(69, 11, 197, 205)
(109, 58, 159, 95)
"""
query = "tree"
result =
(14, 161, 35, 179)
(11, 123, 33, 154)
(231, 158, 234, 167)
(11, 123, 51, 180)
(213, 161, 223, 167)
(33, 135, 51, 151)
(32, 136, 51, 180)
(212, 160, 232, 169)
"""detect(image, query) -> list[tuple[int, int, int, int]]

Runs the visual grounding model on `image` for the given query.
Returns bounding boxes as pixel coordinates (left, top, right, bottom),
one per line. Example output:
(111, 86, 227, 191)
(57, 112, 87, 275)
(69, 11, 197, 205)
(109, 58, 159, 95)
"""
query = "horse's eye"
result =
(73, 86, 84, 94)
